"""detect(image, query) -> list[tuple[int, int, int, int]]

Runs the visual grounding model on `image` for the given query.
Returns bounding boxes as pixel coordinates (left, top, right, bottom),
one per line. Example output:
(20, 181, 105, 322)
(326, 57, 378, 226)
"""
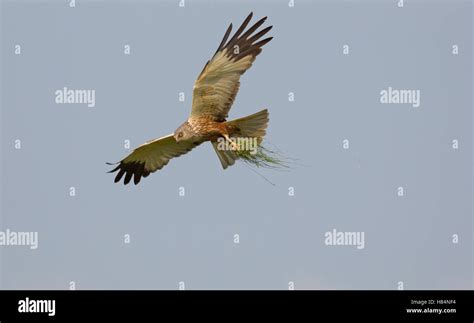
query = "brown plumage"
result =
(108, 12, 272, 185)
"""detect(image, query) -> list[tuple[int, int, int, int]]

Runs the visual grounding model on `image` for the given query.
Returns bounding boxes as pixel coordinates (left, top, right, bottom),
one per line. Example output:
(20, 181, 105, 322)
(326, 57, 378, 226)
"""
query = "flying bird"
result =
(109, 12, 273, 185)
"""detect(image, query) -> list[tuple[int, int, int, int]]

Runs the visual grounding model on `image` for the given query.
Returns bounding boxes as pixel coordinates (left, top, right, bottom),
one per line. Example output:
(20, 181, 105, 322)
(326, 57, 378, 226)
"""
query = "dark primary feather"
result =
(220, 12, 273, 62)
(108, 160, 153, 185)
(197, 12, 273, 80)
(225, 12, 254, 49)
(213, 23, 233, 57)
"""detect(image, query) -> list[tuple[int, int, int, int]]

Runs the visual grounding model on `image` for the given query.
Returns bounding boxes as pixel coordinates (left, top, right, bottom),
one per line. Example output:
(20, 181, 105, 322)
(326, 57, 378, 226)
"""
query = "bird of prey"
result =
(109, 12, 273, 185)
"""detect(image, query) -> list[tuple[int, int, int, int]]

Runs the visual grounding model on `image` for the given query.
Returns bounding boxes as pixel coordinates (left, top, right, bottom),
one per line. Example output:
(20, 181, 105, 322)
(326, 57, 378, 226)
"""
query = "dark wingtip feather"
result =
(109, 161, 147, 185)
(226, 12, 254, 48)
(247, 26, 273, 44)
(214, 23, 233, 56)
(108, 164, 121, 173)
(239, 16, 268, 40)
(220, 13, 273, 62)
(254, 36, 273, 48)
(114, 168, 125, 183)
(133, 163, 145, 185)
(124, 170, 133, 185)
(106, 161, 121, 173)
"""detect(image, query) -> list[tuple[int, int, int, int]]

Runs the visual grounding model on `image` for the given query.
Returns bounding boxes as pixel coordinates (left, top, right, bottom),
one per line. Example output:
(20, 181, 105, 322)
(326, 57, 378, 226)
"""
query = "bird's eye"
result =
(178, 132, 183, 138)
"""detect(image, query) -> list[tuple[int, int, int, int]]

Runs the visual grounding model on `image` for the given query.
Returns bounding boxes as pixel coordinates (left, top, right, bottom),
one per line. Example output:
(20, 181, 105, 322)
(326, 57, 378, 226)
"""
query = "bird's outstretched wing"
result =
(108, 135, 201, 185)
(190, 12, 272, 122)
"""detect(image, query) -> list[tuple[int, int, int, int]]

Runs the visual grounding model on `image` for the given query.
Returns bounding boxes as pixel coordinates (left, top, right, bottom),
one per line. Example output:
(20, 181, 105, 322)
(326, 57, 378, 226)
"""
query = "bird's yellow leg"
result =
(223, 134, 239, 151)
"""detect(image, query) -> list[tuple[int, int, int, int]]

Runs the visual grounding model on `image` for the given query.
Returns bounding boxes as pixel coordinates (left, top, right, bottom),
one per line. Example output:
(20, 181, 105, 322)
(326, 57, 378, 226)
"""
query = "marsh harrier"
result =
(109, 12, 272, 184)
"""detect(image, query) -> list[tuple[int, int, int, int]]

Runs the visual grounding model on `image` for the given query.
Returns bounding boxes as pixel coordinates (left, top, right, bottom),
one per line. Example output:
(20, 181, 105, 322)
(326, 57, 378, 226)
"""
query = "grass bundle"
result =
(234, 141, 290, 169)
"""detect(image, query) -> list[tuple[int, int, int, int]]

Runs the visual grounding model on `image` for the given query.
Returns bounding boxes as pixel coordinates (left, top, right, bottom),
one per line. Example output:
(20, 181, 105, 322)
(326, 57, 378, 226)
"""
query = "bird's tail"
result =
(226, 108, 269, 140)
(212, 109, 269, 169)
(212, 141, 238, 169)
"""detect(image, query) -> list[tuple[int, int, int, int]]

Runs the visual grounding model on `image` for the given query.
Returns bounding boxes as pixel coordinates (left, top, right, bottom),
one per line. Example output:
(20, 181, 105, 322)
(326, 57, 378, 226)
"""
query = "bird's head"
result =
(174, 122, 194, 142)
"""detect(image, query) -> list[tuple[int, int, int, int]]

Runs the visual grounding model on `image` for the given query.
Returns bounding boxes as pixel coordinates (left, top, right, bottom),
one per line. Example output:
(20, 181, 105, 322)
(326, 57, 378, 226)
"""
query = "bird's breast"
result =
(188, 118, 227, 140)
